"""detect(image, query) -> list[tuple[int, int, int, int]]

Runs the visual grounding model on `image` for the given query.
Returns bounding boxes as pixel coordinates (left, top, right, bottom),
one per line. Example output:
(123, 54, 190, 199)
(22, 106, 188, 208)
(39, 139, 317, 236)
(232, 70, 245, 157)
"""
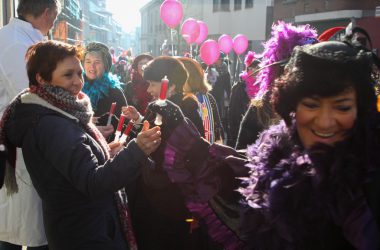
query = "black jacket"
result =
(5, 98, 146, 250)
(227, 80, 250, 147)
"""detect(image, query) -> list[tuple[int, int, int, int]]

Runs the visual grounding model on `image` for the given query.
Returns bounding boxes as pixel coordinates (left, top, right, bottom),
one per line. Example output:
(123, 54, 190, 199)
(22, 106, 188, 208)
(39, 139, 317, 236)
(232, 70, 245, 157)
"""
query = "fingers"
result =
(109, 142, 124, 158)
(141, 120, 150, 132)
(108, 141, 122, 149)
(136, 123, 162, 155)
(122, 106, 140, 120)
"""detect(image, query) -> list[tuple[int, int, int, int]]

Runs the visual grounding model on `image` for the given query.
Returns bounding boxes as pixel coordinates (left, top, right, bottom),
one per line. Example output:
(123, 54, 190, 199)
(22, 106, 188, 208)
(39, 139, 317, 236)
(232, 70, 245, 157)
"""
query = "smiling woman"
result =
(141, 41, 380, 249)
(0, 40, 161, 250)
(82, 42, 127, 141)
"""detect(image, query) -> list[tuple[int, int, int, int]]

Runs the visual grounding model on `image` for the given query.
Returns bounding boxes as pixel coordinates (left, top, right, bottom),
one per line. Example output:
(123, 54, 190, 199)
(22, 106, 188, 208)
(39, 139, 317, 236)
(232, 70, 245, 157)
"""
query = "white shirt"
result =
(0, 18, 47, 246)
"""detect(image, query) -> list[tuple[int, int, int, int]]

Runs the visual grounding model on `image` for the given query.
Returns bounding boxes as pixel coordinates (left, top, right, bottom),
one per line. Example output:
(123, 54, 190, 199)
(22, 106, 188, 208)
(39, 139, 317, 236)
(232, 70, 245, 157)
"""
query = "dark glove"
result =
(146, 100, 185, 139)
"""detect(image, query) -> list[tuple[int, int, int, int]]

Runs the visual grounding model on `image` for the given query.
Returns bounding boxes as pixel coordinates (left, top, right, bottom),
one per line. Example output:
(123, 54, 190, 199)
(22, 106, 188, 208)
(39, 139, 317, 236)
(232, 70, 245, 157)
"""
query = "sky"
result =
(106, 0, 151, 32)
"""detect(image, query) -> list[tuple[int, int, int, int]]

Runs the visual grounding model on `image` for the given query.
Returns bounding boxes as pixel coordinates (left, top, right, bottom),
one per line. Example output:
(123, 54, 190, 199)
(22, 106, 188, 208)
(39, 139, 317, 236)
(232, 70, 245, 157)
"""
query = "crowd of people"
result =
(0, 0, 379, 250)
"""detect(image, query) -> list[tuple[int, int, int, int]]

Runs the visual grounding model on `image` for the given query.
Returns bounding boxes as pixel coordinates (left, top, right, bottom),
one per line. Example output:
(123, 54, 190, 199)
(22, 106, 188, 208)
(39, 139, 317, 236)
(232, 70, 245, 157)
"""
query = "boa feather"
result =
(239, 71, 259, 98)
(82, 72, 122, 111)
(238, 121, 379, 249)
(254, 21, 318, 99)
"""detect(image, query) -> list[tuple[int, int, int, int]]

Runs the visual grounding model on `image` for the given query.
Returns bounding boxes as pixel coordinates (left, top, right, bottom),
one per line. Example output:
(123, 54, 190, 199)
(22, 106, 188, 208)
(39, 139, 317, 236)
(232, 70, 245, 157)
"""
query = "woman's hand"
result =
(136, 121, 161, 155)
(122, 105, 140, 121)
(96, 124, 114, 138)
(108, 141, 124, 158)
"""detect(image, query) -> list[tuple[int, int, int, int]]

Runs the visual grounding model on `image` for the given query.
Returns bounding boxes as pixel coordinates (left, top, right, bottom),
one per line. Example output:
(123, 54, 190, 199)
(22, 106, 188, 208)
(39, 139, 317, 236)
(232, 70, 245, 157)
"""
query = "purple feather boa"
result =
(254, 21, 318, 99)
(238, 121, 379, 249)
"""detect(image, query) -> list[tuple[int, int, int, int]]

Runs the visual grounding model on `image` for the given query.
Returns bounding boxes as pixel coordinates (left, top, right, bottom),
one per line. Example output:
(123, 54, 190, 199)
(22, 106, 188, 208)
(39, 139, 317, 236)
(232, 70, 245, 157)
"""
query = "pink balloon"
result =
(218, 34, 233, 54)
(199, 39, 220, 66)
(160, 0, 183, 29)
(181, 18, 200, 44)
(194, 21, 208, 45)
(233, 34, 249, 55)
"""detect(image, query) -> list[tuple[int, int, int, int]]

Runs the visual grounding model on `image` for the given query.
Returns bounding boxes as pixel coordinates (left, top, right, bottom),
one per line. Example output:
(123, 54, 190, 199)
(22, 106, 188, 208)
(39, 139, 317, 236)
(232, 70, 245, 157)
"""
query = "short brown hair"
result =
(131, 54, 154, 71)
(143, 56, 188, 92)
(26, 41, 84, 86)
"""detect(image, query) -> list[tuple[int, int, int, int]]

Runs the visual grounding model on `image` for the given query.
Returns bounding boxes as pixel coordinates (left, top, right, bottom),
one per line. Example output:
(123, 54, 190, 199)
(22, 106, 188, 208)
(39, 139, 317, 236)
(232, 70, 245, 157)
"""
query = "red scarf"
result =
(130, 70, 152, 115)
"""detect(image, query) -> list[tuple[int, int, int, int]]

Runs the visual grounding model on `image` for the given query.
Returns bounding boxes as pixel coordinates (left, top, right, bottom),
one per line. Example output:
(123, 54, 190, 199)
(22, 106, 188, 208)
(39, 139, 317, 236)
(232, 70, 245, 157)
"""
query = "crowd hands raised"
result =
(0, 7, 380, 250)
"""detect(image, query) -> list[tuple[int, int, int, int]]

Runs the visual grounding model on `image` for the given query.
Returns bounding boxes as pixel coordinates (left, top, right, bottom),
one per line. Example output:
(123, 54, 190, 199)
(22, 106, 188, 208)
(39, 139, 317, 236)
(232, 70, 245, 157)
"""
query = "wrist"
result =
(133, 112, 142, 122)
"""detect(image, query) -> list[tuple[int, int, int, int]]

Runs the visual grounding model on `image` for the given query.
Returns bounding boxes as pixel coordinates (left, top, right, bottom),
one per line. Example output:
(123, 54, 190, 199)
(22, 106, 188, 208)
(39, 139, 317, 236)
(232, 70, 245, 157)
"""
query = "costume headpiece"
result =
(85, 42, 112, 72)
(244, 51, 260, 68)
(254, 21, 318, 99)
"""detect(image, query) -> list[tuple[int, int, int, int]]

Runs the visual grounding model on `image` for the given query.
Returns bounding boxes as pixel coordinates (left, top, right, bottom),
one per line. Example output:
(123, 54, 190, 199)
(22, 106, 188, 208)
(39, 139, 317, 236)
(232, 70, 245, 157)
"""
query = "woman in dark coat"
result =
(122, 56, 209, 250)
(0, 41, 161, 250)
(124, 54, 153, 115)
(146, 41, 380, 250)
(227, 51, 260, 147)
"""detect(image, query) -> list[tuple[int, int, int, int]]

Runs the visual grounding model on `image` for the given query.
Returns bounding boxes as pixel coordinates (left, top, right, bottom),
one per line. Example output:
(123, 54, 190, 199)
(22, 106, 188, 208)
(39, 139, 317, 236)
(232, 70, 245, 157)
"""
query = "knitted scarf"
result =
(82, 72, 122, 111)
(0, 84, 137, 249)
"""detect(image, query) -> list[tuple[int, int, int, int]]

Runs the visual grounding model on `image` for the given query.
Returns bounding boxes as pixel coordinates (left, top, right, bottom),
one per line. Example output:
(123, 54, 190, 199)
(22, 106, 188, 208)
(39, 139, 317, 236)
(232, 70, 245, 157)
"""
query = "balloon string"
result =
(235, 55, 240, 81)
(226, 54, 231, 76)
(171, 29, 174, 56)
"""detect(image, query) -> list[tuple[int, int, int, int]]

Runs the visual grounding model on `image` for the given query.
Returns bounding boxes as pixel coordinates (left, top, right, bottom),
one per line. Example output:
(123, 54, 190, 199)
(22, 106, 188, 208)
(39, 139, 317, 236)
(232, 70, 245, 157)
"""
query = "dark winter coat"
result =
(5, 98, 146, 250)
(125, 93, 212, 250)
(235, 91, 278, 150)
(227, 80, 250, 147)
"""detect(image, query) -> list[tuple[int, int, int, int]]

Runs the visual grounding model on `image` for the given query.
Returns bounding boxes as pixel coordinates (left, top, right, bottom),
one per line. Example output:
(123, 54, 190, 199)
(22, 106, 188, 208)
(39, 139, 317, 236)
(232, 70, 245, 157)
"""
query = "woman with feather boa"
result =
(82, 42, 127, 141)
(145, 41, 380, 249)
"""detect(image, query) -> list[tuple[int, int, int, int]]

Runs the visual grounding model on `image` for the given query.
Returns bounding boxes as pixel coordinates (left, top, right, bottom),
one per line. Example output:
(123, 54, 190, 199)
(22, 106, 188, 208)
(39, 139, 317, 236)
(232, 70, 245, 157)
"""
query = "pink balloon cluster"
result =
(160, 0, 183, 29)
(181, 18, 208, 45)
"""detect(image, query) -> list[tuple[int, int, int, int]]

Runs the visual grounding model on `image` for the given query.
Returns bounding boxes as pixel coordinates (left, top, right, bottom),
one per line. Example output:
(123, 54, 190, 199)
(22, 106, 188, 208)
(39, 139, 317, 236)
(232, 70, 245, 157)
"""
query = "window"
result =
(234, 0, 242, 10)
(282, 0, 296, 3)
(221, 0, 230, 11)
(213, 0, 219, 12)
(245, 0, 253, 9)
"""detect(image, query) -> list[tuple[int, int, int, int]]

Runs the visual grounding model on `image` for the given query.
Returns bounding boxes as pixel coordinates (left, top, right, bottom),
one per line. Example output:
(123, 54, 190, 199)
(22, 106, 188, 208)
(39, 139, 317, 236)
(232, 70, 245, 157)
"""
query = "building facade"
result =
(273, 0, 380, 51)
(140, 0, 273, 56)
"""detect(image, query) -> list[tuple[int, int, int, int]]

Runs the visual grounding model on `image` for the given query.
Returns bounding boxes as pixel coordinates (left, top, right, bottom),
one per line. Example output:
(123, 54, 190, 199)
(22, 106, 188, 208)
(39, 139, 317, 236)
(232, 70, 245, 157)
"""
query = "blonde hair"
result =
(179, 57, 211, 94)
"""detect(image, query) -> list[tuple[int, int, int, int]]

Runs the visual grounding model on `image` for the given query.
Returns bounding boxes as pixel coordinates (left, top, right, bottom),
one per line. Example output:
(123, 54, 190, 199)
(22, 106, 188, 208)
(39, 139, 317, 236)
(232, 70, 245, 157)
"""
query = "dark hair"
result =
(84, 42, 112, 72)
(143, 56, 188, 92)
(17, 0, 60, 18)
(179, 57, 211, 94)
(272, 41, 375, 126)
(26, 41, 84, 86)
(131, 54, 154, 71)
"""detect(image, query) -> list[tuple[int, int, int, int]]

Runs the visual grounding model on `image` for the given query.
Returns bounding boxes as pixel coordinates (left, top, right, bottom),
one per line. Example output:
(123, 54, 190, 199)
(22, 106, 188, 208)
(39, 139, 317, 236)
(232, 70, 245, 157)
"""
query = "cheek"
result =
(339, 113, 357, 130)
(97, 64, 105, 73)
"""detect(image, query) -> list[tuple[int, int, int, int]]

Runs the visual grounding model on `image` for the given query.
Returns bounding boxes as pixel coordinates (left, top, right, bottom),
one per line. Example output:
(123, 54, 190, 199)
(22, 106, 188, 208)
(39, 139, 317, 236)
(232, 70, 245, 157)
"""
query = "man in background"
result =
(0, 0, 60, 249)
